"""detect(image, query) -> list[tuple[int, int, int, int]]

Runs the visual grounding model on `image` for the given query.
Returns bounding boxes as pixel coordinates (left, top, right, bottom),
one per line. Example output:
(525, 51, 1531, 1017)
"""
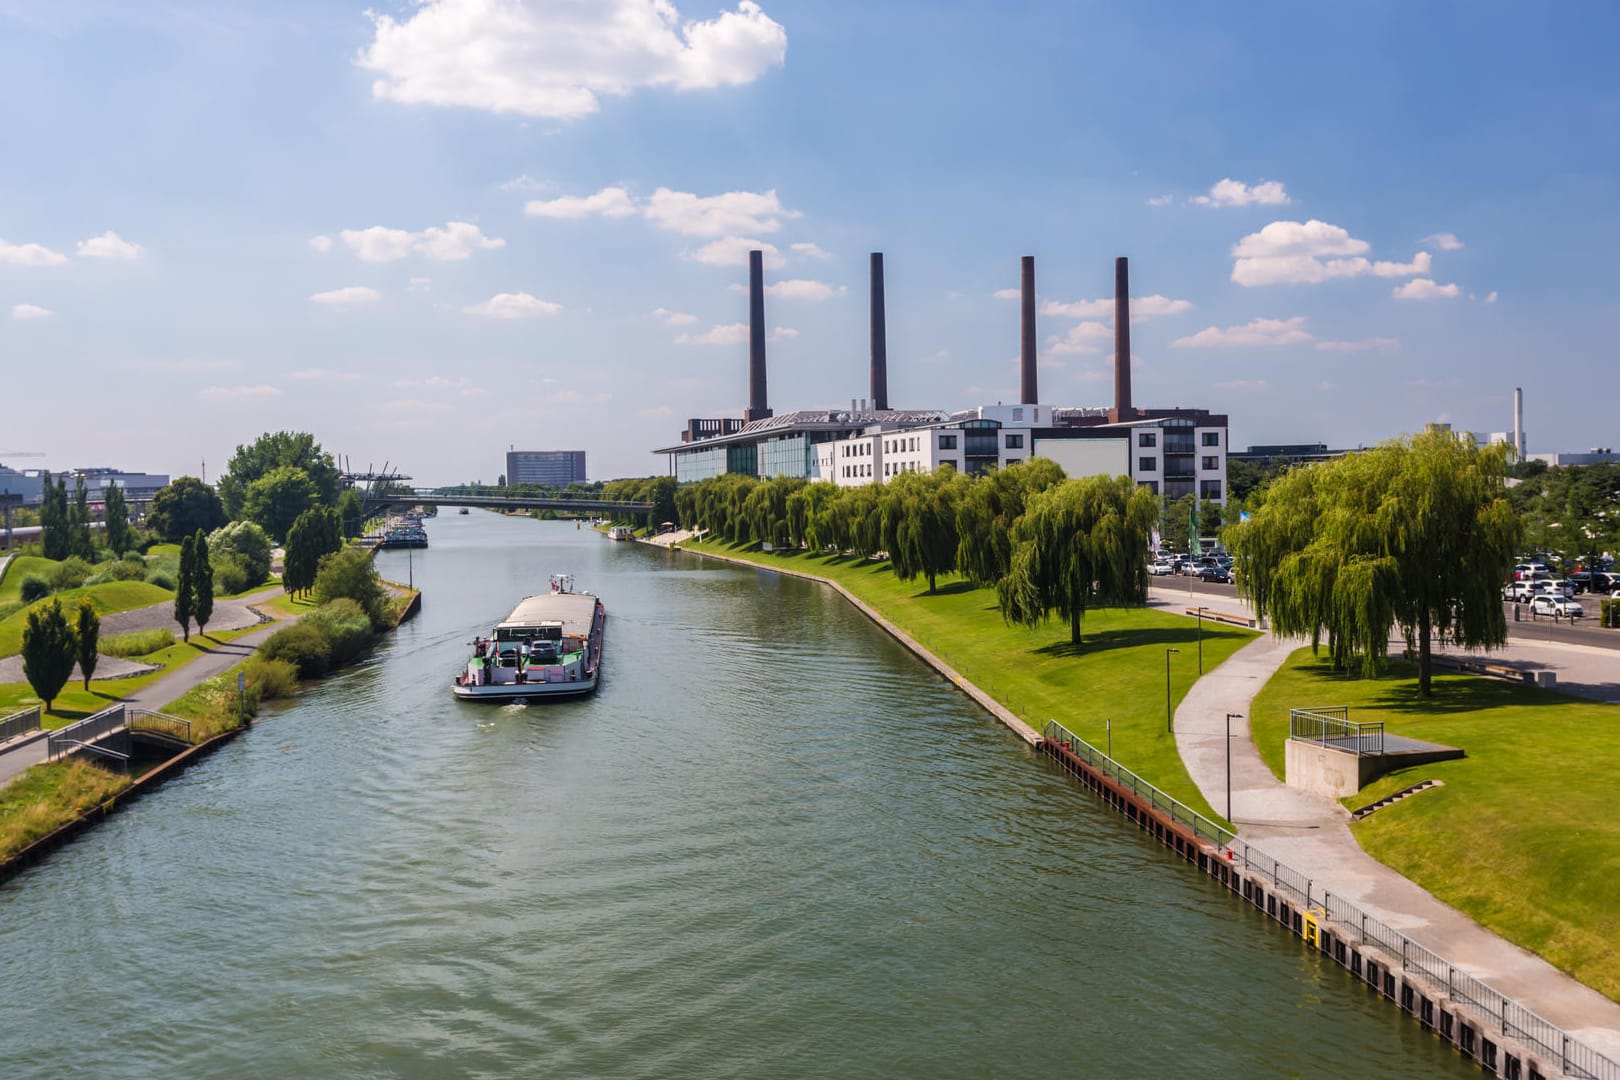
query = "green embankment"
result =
(0, 556, 59, 603)
(0, 581, 174, 658)
(685, 538, 1254, 822)
(0, 759, 132, 862)
(1251, 646, 1620, 1002)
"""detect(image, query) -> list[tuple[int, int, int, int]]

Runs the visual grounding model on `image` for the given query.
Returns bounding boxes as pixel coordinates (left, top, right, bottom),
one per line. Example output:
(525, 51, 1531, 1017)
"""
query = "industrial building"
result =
(655, 251, 1229, 502)
(0, 463, 169, 506)
(505, 449, 587, 487)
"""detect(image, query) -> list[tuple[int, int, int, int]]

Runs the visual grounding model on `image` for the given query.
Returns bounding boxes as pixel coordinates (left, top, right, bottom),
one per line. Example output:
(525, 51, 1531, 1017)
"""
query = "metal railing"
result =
(46, 705, 126, 763)
(127, 710, 193, 744)
(51, 739, 129, 770)
(0, 706, 41, 743)
(1289, 706, 1384, 757)
(1042, 720, 1618, 1080)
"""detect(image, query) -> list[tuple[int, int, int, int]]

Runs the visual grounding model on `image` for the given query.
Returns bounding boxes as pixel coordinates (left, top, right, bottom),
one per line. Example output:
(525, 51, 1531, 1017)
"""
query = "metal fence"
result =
(0, 706, 41, 743)
(46, 705, 126, 764)
(127, 710, 193, 744)
(1042, 719, 1618, 1080)
(1289, 706, 1384, 756)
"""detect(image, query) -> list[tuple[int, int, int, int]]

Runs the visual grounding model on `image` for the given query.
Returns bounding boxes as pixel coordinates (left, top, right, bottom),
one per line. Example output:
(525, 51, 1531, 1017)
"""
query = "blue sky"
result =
(2, 0, 1616, 483)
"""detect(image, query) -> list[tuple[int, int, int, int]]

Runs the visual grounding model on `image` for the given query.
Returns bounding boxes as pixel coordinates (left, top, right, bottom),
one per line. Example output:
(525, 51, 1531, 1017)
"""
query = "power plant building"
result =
(655, 252, 1229, 503)
(505, 449, 587, 487)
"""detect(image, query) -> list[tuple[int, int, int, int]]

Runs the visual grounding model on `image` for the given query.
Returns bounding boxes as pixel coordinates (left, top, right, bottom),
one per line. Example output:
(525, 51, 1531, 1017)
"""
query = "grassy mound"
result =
(0, 581, 174, 657)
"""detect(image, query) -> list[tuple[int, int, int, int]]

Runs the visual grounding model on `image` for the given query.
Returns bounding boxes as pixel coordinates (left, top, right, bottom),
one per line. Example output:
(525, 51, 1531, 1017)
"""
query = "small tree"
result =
(192, 529, 214, 635)
(22, 599, 77, 713)
(69, 476, 96, 560)
(104, 480, 132, 556)
(174, 534, 196, 642)
(313, 547, 390, 629)
(209, 520, 273, 586)
(40, 472, 69, 560)
(75, 598, 100, 690)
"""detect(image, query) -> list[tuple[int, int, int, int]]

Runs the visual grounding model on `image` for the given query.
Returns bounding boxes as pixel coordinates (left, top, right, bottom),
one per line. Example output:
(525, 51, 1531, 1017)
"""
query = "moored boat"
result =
(452, 573, 606, 702)
(607, 525, 633, 541)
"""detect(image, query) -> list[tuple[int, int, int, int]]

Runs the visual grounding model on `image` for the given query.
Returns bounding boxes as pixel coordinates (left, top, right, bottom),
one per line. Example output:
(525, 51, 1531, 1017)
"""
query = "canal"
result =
(0, 512, 1473, 1077)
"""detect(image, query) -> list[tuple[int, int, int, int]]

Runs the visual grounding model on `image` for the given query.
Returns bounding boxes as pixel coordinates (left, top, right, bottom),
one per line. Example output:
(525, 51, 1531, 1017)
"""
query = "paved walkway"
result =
(1432, 637, 1620, 704)
(1166, 601, 1620, 1057)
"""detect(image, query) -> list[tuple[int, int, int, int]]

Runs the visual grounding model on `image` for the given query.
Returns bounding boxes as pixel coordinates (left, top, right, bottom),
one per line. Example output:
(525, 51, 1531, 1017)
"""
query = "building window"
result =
(1005, 434, 1024, 449)
(1202, 432, 1220, 447)
(939, 434, 957, 450)
(1201, 480, 1223, 500)
(1013, 407, 1024, 421)
(1138, 432, 1156, 448)
(1139, 456, 1157, 472)
(1202, 456, 1220, 470)
(1139, 480, 1159, 495)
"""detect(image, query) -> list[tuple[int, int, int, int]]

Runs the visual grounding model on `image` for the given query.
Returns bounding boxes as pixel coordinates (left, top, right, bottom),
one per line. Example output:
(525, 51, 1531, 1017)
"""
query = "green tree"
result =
(954, 458, 1065, 586)
(313, 546, 390, 629)
(69, 476, 96, 560)
(39, 472, 69, 560)
(174, 534, 196, 642)
(149, 476, 228, 542)
(74, 598, 100, 691)
(21, 599, 77, 713)
(208, 520, 273, 586)
(103, 480, 132, 556)
(336, 488, 365, 539)
(1227, 430, 1520, 697)
(998, 475, 1160, 646)
(243, 466, 320, 543)
(283, 507, 343, 596)
(192, 529, 214, 636)
(882, 471, 962, 593)
(217, 431, 341, 519)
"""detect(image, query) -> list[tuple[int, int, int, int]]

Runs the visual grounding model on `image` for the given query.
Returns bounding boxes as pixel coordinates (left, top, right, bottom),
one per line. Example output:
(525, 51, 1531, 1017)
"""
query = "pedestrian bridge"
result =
(366, 492, 652, 514)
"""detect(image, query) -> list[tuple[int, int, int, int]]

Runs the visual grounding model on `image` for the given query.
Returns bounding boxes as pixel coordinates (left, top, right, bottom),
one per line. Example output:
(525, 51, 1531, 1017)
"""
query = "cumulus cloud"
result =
(524, 186, 637, 219)
(0, 237, 67, 266)
(1393, 278, 1461, 301)
(992, 288, 1021, 300)
(462, 292, 563, 318)
(358, 0, 788, 120)
(1314, 337, 1399, 353)
(686, 236, 783, 269)
(310, 286, 383, 305)
(643, 187, 798, 237)
(1171, 316, 1313, 348)
(790, 241, 830, 260)
(1192, 178, 1291, 207)
(728, 278, 844, 301)
(652, 307, 699, 326)
(1044, 321, 1112, 356)
(1040, 294, 1193, 320)
(677, 322, 749, 345)
(1230, 219, 1430, 287)
(76, 231, 143, 259)
(199, 384, 283, 399)
(1424, 232, 1464, 251)
(309, 234, 334, 253)
(768, 326, 796, 341)
(12, 303, 54, 319)
(339, 222, 504, 262)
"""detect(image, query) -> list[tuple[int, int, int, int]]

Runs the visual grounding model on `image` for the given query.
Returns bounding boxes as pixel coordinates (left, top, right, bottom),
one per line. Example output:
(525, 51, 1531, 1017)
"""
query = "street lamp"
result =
(1226, 713, 1243, 821)
(1197, 606, 1207, 675)
(1165, 648, 1180, 733)
(1104, 717, 1112, 760)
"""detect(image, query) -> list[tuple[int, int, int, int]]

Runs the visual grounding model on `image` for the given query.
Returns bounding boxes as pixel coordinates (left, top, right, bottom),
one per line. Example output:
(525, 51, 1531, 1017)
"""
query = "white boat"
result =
(452, 573, 606, 702)
(607, 525, 633, 541)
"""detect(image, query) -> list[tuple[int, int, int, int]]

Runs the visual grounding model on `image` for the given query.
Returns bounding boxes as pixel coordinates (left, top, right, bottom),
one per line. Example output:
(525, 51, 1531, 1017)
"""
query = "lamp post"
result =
(1105, 717, 1112, 759)
(1226, 712, 1243, 821)
(1165, 648, 1180, 732)
(1197, 606, 1206, 675)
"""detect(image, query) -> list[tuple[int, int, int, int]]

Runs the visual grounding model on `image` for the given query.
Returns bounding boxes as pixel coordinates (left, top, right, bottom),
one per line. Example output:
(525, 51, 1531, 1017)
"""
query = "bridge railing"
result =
(1289, 707, 1383, 756)
(128, 710, 193, 744)
(0, 706, 41, 743)
(46, 705, 126, 763)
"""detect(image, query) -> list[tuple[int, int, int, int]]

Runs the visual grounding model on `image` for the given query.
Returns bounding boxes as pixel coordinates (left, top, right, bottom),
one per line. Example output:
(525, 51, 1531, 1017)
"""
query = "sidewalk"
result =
(1168, 606, 1620, 1057)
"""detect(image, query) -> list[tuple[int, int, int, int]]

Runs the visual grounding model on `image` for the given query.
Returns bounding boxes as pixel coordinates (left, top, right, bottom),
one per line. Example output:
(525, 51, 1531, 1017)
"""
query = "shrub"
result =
(301, 598, 377, 667)
(101, 628, 176, 657)
(88, 560, 148, 585)
(260, 620, 333, 678)
(145, 570, 177, 591)
(213, 553, 253, 597)
(48, 557, 95, 591)
(19, 575, 51, 603)
(242, 656, 299, 700)
(208, 521, 272, 587)
(122, 550, 146, 567)
(313, 547, 389, 629)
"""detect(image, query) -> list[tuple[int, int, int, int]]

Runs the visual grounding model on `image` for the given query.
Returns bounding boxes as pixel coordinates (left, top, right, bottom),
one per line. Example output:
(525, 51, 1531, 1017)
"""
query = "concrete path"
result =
(1168, 610, 1620, 1056)
(1432, 637, 1620, 704)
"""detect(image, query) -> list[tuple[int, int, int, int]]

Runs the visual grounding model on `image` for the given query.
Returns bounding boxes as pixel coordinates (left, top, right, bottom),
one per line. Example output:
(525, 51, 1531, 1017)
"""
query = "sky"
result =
(1, 0, 1617, 485)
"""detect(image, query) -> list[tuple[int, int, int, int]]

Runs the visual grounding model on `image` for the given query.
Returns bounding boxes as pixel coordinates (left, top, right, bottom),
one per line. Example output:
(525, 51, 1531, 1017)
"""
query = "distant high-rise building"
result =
(505, 450, 587, 487)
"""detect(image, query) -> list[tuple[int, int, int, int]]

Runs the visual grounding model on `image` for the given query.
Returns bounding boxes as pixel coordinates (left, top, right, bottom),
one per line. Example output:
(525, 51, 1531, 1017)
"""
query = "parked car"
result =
(1148, 558, 1176, 576)
(1198, 566, 1231, 584)
(1530, 595, 1583, 618)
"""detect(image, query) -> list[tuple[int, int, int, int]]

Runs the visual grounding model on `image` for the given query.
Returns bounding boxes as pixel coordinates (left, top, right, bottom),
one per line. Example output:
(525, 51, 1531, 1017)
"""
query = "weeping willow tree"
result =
(954, 458, 1066, 585)
(1228, 429, 1520, 696)
(997, 475, 1159, 646)
(880, 471, 964, 593)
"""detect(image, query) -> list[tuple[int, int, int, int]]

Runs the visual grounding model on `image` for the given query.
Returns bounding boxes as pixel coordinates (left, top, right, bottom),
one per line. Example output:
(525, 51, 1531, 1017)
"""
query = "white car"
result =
(1148, 560, 1176, 576)
(1531, 595, 1583, 618)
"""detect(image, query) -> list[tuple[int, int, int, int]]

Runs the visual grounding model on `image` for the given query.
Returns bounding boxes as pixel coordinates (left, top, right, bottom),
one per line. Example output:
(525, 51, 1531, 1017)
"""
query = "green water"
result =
(0, 513, 1473, 1077)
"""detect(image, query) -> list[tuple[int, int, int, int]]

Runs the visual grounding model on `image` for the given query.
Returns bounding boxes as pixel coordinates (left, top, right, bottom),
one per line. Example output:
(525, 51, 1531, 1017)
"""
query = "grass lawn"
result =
(0, 556, 58, 603)
(0, 581, 174, 658)
(687, 538, 1255, 822)
(0, 759, 132, 862)
(260, 592, 319, 619)
(1251, 647, 1620, 1001)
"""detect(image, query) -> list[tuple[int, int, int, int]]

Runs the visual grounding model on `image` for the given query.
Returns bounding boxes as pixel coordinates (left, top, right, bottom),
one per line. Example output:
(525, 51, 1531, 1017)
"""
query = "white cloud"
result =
(1044, 321, 1112, 356)
(992, 288, 1022, 301)
(1192, 178, 1292, 207)
(1314, 337, 1399, 353)
(310, 286, 382, 305)
(11, 303, 54, 320)
(1145, 194, 1174, 207)
(1040, 294, 1192, 320)
(1424, 232, 1464, 251)
(309, 234, 334, 253)
(1484, 290, 1498, 304)
(790, 241, 831, 260)
(76, 230, 143, 259)
(677, 322, 749, 345)
(339, 222, 504, 262)
(525, 186, 637, 219)
(768, 326, 796, 341)
(358, 0, 788, 120)
(1216, 379, 1271, 391)
(686, 236, 783, 268)
(644, 187, 798, 237)
(1393, 278, 1461, 301)
(728, 278, 843, 301)
(199, 384, 283, 400)
(1230, 219, 1429, 287)
(501, 174, 551, 193)
(463, 292, 563, 318)
(652, 307, 699, 326)
(0, 238, 67, 266)
(1171, 316, 1313, 348)
(290, 368, 363, 381)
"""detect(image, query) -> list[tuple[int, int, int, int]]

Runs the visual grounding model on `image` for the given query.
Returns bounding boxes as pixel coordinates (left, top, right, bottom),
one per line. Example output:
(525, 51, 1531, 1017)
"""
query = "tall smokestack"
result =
(870, 252, 888, 411)
(1020, 255, 1038, 404)
(1514, 386, 1524, 461)
(746, 249, 771, 422)
(1113, 256, 1133, 421)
